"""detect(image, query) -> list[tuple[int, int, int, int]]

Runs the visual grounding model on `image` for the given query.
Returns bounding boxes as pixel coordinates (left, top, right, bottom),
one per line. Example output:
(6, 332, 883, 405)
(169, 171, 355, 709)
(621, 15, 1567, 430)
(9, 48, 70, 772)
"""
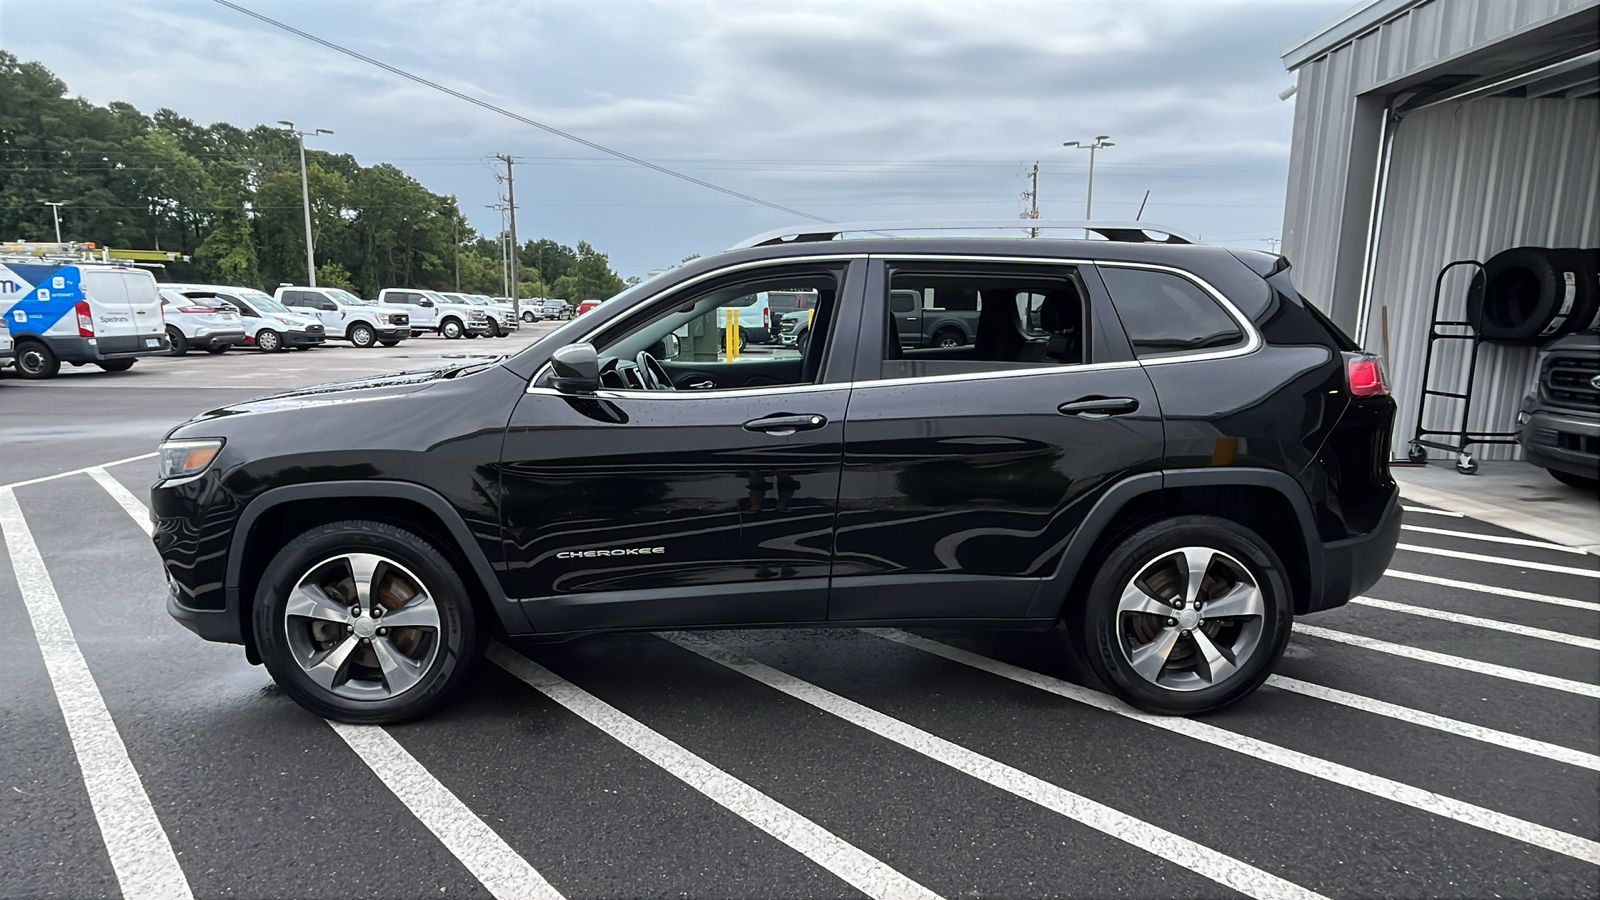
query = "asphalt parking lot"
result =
(1, 330, 1596, 899)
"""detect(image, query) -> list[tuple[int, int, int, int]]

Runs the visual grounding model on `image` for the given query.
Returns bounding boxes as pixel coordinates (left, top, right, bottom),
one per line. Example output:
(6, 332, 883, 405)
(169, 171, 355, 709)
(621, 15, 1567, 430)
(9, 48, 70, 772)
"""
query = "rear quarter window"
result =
(1099, 266, 1246, 359)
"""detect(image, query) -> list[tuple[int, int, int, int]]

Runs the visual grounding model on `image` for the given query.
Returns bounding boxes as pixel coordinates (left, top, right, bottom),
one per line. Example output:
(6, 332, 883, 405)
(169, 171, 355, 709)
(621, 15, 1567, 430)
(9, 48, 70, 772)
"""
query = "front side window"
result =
(591, 268, 840, 391)
(1098, 266, 1245, 359)
(880, 264, 1090, 379)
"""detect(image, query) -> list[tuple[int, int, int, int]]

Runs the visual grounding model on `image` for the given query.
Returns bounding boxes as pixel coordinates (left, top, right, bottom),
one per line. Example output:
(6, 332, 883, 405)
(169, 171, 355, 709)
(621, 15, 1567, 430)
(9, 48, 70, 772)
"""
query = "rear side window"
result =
(1098, 266, 1245, 359)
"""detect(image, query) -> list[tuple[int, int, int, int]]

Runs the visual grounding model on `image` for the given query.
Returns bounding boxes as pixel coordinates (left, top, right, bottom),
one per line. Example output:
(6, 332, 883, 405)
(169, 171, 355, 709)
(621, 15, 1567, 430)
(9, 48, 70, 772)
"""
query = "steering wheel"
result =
(635, 351, 677, 391)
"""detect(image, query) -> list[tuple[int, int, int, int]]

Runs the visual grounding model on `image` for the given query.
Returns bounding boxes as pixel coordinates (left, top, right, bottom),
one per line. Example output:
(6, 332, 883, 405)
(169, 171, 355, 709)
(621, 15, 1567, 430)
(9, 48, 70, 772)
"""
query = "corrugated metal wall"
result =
(1281, 0, 1590, 329)
(1366, 97, 1600, 460)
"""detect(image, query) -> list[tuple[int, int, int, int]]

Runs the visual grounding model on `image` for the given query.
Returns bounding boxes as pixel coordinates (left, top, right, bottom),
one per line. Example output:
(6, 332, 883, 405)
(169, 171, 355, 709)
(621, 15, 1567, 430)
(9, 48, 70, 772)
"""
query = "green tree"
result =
(549, 240, 625, 301)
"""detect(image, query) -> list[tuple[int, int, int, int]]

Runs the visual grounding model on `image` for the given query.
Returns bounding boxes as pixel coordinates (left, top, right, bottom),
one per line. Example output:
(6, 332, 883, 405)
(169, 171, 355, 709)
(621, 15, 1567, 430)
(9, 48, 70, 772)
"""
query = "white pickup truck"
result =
(376, 289, 489, 340)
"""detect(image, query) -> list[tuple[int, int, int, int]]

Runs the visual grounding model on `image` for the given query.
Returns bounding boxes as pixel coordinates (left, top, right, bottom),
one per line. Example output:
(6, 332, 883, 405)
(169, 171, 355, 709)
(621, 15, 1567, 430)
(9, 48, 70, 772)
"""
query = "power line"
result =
(211, 0, 831, 224)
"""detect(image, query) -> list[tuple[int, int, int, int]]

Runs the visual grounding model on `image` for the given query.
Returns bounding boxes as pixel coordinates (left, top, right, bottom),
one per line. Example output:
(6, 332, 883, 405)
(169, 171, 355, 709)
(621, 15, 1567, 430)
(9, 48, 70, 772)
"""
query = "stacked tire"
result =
(1468, 247, 1600, 344)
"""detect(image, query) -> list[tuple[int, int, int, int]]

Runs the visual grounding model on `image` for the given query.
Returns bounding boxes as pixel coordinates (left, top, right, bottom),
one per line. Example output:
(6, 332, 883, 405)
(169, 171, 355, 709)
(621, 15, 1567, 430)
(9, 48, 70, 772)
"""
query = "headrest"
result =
(1037, 283, 1082, 333)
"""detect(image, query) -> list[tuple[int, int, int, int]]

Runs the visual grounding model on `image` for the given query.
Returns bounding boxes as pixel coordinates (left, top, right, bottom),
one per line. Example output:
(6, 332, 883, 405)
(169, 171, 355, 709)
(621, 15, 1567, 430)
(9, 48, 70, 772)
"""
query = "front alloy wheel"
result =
(254, 520, 478, 723)
(1081, 515, 1289, 715)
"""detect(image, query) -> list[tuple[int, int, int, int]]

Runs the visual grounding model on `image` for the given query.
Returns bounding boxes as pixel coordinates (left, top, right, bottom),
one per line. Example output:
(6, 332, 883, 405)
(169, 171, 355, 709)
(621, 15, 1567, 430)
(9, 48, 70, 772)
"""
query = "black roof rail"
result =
(728, 219, 1198, 250)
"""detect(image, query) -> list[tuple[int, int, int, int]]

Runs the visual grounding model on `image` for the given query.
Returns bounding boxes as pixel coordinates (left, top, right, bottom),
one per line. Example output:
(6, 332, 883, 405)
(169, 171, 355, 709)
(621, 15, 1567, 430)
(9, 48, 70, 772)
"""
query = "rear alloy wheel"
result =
(348, 323, 377, 348)
(95, 359, 136, 372)
(256, 329, 283, 352)
(253, 520, 478, 723)
(14, 340, 60, 379)
(440, 319, 463, 340)
(933, 329, 964, 349)
(1081, 515, 1290, 715)
(167, 326, 189, 355)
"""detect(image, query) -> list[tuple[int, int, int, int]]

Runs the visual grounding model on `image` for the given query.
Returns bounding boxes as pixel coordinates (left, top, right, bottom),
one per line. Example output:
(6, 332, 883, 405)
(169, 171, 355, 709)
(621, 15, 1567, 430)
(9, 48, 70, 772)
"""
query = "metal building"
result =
(1279, 0, 1599, 461)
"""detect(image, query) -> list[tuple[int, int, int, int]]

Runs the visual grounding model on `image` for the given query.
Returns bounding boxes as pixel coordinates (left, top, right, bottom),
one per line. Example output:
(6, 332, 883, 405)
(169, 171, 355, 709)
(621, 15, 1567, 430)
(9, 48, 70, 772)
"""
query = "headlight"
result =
(158, 438, 224, 482)
(375, 313, 390, 324)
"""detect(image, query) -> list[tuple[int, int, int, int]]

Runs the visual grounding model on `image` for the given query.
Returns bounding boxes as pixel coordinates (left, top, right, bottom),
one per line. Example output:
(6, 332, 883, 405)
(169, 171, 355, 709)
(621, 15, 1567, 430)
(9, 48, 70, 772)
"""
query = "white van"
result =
(0, 260, 169, 378)
(273, 285, 411, 348)
(376, 288, 488, 339)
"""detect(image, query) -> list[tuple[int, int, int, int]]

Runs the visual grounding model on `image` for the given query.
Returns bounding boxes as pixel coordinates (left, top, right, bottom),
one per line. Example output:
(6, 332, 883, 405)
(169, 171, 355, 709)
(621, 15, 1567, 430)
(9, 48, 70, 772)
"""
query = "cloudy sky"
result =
(3, 0, 1346, 276)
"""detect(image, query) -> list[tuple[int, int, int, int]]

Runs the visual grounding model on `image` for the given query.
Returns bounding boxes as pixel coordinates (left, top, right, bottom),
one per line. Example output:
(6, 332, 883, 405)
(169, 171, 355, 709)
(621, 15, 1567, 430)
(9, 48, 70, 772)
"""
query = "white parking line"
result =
(1402, 505, 1463, 517)
(1350, 596, 1600, 650)
(1264, 676, 1600, 772)
(1294, 624, 1600, 699)
(873, 630, 1600, 866)
(662, 633, 1327, 900)
(327, 722, 562, 900)
(1397, 543, 1600, 579)
(0, 489, 194, 900)
(1402, 524, 1587, 555)
(1383, 570, 1600, 613)
(0, 453, 157, 491)
(87, 468, 152, 536)
(488, 644, 941, 900)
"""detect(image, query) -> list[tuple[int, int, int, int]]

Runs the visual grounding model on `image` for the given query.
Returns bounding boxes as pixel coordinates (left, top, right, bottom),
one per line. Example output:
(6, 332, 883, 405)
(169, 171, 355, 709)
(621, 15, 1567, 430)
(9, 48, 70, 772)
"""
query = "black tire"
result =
(13, 340, 60, 379)
(167, 326, 189, 355)
(484, 320, 502, 338)
(95, 359, 136, 372)
(348, 322, 377, 348)
(256, 329, 283, 352)
(521, 311, 536, 323)
(1468, 247, 1596, 344)
(379, 339, 401, 347)
(205, 344, 229, 355)
(252, 520, 479, 724)
(932, 328, 964, 349)
(1080, 515, 1292, 716)
(440, 318, 463, 340)
(1551, 248, 1600, 335)
(1406, 442, 1427, 463)
(1548, 468, 1598, 491)
(464, 332, 480, 340)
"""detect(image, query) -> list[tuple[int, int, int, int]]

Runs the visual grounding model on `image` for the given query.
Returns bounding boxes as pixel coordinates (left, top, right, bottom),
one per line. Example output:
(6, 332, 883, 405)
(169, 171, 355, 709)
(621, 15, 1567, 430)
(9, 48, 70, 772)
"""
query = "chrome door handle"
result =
(1058, 396, 1139, 418)
(743, 413, 828, 436)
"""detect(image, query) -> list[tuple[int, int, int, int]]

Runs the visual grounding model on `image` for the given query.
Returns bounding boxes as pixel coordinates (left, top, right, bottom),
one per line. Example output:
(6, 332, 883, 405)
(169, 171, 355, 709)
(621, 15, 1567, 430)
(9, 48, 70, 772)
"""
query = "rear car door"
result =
(79, 268, 140, 342)
(830, 256, 1164, 621)
(498, 258, 864, 633)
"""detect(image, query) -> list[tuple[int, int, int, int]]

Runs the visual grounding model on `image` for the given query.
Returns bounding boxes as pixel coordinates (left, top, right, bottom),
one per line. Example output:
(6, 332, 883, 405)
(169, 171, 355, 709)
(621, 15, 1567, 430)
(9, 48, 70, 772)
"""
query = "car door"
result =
(888, 288, 924, 348)
(498, 258, 864, 633)
(79, 268, 141, 344)
(830, 256, 1164, 621)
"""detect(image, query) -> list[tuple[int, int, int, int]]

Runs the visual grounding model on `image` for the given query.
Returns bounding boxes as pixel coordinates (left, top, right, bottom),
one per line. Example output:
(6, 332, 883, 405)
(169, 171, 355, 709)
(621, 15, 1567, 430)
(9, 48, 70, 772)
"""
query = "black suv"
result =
(152, 224, 1401, 723)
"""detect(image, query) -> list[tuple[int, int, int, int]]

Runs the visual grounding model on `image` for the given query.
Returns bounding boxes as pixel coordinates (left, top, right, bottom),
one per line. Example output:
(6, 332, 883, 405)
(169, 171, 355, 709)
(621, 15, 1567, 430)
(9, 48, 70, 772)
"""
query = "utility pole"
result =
(453, 217, 461, 291)
(497, 153, 520, 319)
(280, 121, 334, 286)
(1063, 135, 1114, 219)
(43, 201, 67, 242)
(1019, 163, 1040, 238)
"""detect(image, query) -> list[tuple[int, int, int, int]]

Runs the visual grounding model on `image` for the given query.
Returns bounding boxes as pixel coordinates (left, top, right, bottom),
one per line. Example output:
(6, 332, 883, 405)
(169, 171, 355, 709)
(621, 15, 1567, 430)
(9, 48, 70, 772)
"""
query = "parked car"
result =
(158, 288, 246, 355)
(576, 297, 602, 315)
(0, 258, 168, 378)
(472, 294, 521, 337)
(153, 221, 1401, 724)
(1518, 331, 1599, 490)
(163, 283, 326, 352)
(526, 298, 569, 322)
(377, 289, 489, 340)
(274, 286, 410, 347)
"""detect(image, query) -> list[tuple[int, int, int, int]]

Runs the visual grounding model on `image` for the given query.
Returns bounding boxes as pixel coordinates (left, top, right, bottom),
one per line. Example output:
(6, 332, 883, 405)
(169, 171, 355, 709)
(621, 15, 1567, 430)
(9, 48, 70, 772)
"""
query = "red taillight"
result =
(1345, 353, 1388, 397)
(763, 306, 771, 328)
(74, 300, 94, 337)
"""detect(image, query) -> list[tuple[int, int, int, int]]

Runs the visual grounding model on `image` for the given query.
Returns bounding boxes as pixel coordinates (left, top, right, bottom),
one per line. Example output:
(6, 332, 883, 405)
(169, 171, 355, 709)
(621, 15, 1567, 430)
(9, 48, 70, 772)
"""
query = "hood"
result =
(182, 358, 504, 424)
(270, 311, 322, 328)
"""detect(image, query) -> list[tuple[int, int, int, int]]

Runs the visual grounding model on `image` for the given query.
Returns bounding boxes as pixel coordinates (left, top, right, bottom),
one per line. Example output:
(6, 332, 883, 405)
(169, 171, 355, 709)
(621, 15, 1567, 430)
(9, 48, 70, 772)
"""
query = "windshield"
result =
(328, 288, 367, 305)
(239, 290, 288, 313)
(422, 291, 449, 303)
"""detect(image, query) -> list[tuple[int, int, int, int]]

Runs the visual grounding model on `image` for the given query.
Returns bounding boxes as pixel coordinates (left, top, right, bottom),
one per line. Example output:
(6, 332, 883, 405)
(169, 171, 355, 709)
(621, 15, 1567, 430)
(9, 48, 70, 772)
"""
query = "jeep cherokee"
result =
(151, 222, 1401, 723)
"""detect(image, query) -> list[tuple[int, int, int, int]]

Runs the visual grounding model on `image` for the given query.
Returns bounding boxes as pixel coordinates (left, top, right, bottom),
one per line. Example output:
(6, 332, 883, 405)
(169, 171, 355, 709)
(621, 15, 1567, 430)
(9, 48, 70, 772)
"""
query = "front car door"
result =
(831, 255, 1164, 621)
(498, 258, 864, 633)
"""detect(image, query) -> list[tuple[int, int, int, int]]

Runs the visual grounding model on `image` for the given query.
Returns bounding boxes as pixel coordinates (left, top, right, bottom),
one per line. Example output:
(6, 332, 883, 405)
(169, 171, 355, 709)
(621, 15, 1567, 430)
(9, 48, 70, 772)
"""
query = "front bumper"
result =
(1520, 408, 1600, 479)
(467, 320, 492, 335)
(1303, 486, 1401, 614)
(373, 325, 411, 341)
(52, 334, 170, 362)
(282, 328, 326, 348)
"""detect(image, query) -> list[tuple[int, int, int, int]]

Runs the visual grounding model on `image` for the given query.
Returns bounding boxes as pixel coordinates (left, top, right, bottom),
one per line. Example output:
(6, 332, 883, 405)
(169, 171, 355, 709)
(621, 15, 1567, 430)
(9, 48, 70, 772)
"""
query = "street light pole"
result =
(279, 121, 334, 287)
(43, 201, 67, 242)
(1062, 135, 1115, 219)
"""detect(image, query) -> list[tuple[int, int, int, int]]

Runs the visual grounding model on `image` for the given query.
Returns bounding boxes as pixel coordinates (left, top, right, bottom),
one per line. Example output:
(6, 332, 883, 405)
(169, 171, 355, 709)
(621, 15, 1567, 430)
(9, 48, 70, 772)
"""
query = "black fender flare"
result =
(225, 481, 528, 644)
(1025, 467, 1325, 619)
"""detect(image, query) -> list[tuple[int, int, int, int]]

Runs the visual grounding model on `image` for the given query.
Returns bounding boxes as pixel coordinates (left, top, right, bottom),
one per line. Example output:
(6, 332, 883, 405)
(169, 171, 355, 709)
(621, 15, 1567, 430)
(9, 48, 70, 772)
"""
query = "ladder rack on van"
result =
(0, 241, 190, 267)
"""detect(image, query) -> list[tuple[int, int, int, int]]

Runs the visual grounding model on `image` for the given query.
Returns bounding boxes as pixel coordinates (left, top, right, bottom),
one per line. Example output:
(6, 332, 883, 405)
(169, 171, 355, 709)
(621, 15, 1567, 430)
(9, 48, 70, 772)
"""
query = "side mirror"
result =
(550, 342, 600, 394)
(650, 333, 681, 360)
(419, 298, 434, 308)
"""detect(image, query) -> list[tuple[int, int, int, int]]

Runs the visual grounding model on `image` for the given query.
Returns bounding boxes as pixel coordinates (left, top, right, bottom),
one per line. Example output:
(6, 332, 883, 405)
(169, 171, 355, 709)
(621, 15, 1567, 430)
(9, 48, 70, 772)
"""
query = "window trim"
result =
(1092, 260, 1262, 365)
